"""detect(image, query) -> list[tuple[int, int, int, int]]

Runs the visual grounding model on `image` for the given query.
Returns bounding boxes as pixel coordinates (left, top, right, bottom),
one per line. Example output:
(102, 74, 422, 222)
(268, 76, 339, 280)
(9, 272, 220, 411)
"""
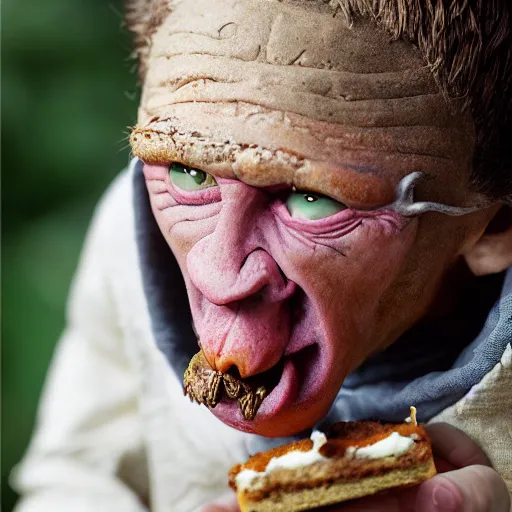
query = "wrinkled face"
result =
(132, 0, 495, 436)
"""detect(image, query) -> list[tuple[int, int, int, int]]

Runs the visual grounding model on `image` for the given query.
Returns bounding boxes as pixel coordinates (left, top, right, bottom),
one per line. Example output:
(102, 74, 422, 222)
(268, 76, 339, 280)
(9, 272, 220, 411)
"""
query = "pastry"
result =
(229, 408, 436, 512)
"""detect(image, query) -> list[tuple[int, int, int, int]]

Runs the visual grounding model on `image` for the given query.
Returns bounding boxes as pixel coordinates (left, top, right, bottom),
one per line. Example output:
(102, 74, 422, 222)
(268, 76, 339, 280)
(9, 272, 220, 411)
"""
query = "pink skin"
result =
(144, 163, 415, 435)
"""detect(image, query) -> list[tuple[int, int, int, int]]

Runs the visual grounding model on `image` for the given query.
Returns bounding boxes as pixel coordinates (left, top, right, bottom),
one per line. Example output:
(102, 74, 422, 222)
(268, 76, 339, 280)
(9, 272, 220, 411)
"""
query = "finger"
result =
(426, 423, 492, 468)
(433, 454, 458, 474)
(417, 465, 510, 512)
(320, 466, 510, 512)
(196, 492, 240, 512)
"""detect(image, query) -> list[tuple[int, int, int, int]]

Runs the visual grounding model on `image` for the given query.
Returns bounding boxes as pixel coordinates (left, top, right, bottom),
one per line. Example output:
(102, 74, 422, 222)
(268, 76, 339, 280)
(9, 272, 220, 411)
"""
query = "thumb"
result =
(417, 465, 510, 512)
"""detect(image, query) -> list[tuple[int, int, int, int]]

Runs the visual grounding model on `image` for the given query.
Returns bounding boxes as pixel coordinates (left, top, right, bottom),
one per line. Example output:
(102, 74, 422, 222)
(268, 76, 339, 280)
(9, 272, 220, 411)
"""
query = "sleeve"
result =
(430, 343, 512, 495)
(11, 172, 150, 512)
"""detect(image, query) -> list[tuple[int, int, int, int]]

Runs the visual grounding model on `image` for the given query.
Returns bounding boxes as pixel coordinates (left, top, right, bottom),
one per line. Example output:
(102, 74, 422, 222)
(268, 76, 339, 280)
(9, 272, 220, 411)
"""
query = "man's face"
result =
(133, 0, 494, 436)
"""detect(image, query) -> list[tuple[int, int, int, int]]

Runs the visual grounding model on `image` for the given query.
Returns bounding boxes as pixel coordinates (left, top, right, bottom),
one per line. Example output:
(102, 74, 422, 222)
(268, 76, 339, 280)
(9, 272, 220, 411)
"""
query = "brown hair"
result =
(125, 0, 172, 78)
(126, 0, 512, 204)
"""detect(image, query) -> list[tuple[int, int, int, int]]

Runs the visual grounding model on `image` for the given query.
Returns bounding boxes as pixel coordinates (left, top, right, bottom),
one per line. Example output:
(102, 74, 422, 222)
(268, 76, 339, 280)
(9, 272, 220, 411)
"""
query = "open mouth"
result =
(257, 343, 320, 415)
(211, 343, 320, 430)
(226, 358, 285, 396)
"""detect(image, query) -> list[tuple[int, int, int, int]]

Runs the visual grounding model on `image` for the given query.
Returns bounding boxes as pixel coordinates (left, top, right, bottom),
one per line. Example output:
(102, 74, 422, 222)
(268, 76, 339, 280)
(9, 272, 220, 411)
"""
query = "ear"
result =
(464, 206, 512, 276)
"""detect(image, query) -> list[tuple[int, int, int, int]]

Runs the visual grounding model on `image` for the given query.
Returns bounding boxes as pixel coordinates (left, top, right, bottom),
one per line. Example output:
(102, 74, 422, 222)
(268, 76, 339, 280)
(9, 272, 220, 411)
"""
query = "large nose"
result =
(186, 181, 294, 376)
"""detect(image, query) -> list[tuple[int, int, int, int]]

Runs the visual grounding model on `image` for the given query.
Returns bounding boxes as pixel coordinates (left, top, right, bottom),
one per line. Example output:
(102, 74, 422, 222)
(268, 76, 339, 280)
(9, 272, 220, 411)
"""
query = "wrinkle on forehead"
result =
(139, 0, 455, 127)
(146, 55, 438, 105)
(152, 0, 421, 72)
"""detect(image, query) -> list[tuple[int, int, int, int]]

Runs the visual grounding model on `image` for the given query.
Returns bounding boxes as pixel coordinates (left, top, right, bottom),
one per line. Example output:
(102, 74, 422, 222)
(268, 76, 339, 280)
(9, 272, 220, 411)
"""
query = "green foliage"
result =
(2, 0, 139, 509)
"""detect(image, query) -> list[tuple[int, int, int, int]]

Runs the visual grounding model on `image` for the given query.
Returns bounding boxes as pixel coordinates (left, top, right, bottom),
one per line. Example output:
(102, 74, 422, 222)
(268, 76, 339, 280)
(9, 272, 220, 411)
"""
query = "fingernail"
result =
(432, 485, 459, 512)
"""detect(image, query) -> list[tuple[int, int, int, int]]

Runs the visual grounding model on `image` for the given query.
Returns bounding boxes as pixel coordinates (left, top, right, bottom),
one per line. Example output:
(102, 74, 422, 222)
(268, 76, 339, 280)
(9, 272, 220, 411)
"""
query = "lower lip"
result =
(210, 359, 300, 431)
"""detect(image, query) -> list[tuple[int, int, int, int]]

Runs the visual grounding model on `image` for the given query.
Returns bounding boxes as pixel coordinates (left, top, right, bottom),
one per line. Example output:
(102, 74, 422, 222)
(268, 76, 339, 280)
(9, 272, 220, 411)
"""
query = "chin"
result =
(211, 403, 329, 437)
(210, 393, 333, 437)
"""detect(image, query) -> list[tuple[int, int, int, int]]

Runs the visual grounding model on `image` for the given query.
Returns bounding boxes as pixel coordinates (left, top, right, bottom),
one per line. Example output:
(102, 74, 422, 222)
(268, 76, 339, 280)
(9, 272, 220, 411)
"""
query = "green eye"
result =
(169, 162, 218, 191)
(286, 191, 347, 220)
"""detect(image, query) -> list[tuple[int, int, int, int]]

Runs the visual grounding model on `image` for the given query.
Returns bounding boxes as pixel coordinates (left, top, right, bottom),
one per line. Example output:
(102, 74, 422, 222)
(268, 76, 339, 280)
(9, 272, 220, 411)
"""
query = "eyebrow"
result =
(135, 125, 434, 201)
(131, 115, 459, 174)
(131, 125, 305, 172)
(131, 125, 461, 207)
(133, 125, 407, 171)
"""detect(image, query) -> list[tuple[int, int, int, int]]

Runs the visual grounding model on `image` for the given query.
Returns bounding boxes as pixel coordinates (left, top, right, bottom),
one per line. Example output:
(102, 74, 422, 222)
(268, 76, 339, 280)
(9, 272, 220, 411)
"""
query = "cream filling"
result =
(345, 432, 415, 460)
(236, 431, 327, 490)
(236, 431, 418, 490)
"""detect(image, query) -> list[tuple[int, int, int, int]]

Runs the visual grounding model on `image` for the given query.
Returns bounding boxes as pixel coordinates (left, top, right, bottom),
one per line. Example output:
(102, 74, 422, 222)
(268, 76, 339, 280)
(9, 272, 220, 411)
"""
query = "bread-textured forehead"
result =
(136, 0, 444, 133)
(125, 0, 365, 79)
(126, 0, 508, 113)
(151, 0, 419, 71)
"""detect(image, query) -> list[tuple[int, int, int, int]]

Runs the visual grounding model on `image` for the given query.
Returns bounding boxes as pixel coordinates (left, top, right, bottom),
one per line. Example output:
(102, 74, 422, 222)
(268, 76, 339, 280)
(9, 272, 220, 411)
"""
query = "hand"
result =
(199, 423, 510, 512)
(326, 423, 510, 512)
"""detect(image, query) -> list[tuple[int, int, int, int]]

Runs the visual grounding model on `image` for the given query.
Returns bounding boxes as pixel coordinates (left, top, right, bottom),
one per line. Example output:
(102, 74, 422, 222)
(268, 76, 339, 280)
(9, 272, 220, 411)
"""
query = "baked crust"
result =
(236, 461, 437, 512)
(229, 420, 436, 511)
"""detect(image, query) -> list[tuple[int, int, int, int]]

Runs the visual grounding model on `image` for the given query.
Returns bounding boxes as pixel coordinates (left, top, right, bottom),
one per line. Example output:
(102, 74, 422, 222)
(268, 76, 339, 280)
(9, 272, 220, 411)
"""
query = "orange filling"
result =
(239, 424, 425, 473)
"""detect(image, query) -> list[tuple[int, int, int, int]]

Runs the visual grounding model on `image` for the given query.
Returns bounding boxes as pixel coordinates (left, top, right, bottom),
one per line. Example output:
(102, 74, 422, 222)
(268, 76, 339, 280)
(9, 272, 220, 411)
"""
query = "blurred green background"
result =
(2, 0, 138, 509)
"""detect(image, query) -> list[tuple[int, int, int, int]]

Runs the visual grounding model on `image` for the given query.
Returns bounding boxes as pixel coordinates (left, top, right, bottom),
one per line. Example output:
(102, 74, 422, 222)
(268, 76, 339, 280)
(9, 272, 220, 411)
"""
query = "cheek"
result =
(376, 213, 479, 329)
(147, 188, 220, 267)
(280, 218, 417, 365)
(347, 218, 416, 285)
(145, 163, 222, 261)
(284, 217, 416, 299)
